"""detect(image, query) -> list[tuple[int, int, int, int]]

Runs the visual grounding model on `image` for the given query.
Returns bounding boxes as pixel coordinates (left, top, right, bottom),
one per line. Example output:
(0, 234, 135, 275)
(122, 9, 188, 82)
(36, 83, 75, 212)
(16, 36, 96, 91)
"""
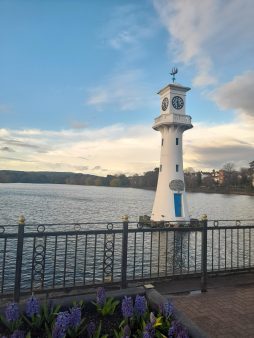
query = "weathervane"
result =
(170, 67, 178, 83)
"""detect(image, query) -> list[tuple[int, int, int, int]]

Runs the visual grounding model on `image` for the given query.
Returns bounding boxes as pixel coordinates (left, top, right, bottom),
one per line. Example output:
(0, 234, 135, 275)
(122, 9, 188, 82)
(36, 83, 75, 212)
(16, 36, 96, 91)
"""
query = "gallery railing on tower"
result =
(1, 217, 254, 302)
(153, 113, 192, 128)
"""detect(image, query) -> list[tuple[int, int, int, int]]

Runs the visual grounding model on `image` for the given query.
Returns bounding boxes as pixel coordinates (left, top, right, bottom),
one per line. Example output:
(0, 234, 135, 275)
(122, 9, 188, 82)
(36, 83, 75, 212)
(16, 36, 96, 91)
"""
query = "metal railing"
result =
(0, 217, 254, 302)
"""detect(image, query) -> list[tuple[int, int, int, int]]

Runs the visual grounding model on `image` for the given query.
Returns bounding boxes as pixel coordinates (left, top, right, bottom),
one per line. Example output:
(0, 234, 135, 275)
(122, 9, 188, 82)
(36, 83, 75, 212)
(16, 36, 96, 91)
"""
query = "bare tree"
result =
(222, 162, 237, 186)
(223, 162, 235, 173)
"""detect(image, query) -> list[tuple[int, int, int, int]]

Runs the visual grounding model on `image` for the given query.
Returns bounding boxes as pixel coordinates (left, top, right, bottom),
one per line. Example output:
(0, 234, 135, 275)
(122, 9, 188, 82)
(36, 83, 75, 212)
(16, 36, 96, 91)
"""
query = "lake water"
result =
(0, 183, 254, 293)
(0, 183, 254, 225)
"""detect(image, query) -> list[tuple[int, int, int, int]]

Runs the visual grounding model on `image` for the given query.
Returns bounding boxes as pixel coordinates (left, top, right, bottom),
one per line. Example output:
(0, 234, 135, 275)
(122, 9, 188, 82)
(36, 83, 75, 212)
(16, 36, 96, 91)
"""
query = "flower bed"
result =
(0, 287, 189, 338)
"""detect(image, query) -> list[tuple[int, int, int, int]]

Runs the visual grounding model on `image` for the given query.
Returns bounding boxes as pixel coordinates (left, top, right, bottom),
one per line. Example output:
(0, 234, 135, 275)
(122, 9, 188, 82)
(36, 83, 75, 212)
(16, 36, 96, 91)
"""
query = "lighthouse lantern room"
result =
(151, 70, 193, 223)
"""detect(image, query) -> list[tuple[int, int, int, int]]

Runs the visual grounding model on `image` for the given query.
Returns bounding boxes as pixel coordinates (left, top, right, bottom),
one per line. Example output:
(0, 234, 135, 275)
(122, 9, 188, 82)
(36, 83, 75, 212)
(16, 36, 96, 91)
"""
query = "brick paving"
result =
(167, 284, 254, 337)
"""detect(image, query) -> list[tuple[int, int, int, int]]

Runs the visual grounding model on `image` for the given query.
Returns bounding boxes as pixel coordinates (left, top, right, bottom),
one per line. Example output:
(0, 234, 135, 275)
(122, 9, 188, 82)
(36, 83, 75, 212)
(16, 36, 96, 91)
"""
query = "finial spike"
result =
(170, 67, 178, 83)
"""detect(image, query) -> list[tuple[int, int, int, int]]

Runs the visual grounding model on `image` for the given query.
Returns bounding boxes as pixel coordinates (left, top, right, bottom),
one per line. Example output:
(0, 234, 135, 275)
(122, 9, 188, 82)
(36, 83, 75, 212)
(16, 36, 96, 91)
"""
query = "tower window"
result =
(176, 164, 179, 172)
(162, 138, 164, 146)
(176, 138, 179, 145)
(160, 165, 162, 172)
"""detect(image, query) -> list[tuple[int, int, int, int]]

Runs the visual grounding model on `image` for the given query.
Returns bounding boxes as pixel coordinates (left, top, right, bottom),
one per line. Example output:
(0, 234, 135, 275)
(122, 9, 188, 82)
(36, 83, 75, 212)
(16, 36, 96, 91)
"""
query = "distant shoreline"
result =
(135, 186, 254, 196)
(186, 188, 254, 197)
(1, 180, 254, 196)
(0, 169, 253, 196)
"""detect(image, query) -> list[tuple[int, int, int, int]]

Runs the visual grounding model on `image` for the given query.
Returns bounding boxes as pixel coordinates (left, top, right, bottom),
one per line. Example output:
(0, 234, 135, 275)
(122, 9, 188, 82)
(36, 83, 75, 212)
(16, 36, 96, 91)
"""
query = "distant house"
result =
(218, 170, 226, 185)
(211, 169, 219, 184)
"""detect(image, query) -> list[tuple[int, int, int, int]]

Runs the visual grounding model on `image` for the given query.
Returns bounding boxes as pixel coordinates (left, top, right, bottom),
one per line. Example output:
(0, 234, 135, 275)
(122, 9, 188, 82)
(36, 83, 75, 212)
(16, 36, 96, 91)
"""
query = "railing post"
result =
(201, 214, 208, 292)
(14, 215, 25, 302)
(121, 215, 129, 289)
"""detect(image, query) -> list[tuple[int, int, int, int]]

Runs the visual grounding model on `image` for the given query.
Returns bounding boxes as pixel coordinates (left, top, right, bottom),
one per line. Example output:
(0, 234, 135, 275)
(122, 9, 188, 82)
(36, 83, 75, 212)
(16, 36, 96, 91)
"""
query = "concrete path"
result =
(154, 273, 254, 338)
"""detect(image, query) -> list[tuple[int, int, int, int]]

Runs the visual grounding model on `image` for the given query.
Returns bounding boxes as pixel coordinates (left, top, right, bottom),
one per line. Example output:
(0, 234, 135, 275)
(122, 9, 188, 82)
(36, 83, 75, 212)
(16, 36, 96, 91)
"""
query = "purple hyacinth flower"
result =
(168, 320, 177, 337)
(144, 322, 155, 337)
(121, 296, 133, 318)
(169, 320, 189, 338)
(96, 287, 106, 307)
(164, 300, 173, 318)
(87, 321, 96, 337)
(134, 295, 147, 317)
(55, 311, 70, 330)
(69, 307, 81, 328)
(123, 324, 131, 338)
(11, 330, 25, 338)
(178, 327, 189, 338)
(25, 295, 40, 317)
(143, 332, 153, 338)
(5, 303, 20, 322)
(52, 324, 66, 338)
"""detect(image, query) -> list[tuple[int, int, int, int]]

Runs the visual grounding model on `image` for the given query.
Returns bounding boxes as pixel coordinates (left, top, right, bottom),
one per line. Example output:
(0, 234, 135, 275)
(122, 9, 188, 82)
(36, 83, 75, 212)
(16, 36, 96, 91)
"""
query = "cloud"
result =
(74, 166, 89, 171)
(0, 125, 159, 174)
(0, 136, 50, 154)
(86, 4, 159, 113)
(70, 121, 88, 130)
(210, 71, 254, 118)
(153, 0, 254, 87)
(103, 4, 158, 53)
(1, 156, 36, 163)
(1, 115, 253, 175)
(187, 144, 254, 169)
(0, 146, 15, 152)
(0, 138, 41, 149)
(184, 120, 254, 170)
(86, 69, 155, 111)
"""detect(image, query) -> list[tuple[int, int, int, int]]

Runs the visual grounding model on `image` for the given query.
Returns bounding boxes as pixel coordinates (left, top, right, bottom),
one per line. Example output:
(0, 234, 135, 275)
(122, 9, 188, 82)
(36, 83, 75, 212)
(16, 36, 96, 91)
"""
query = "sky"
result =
(0, 0, 254, 176)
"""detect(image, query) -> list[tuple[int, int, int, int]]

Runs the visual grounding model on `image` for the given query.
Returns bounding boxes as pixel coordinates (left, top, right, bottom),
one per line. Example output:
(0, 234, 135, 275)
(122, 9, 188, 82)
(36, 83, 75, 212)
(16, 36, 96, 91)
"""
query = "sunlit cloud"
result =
(0, 114, 253, 175)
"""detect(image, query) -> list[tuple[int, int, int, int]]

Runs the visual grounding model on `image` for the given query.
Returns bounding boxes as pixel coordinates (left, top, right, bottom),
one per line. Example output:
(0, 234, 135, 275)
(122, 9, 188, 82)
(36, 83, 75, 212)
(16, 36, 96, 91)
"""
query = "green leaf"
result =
(113, 328, 121, 338)
(118, 319, 126, 328)
(101, 297, 120, 316)
(22, 315, 33, 327)
(94, 321, 102, 338)
(45, 322, 52, 338)
(0, 315, 9, 329)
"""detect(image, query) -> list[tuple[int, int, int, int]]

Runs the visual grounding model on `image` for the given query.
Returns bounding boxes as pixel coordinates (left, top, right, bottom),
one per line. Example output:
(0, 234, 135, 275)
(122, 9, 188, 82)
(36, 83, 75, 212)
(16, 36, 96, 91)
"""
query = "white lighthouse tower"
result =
(151, 70, 193, 223)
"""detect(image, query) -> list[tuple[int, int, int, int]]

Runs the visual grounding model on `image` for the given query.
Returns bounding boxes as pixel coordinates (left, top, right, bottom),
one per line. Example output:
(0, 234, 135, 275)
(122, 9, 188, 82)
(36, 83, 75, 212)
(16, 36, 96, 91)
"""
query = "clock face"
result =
(161, 97, 169, 111)
(172, 96, 184, 110)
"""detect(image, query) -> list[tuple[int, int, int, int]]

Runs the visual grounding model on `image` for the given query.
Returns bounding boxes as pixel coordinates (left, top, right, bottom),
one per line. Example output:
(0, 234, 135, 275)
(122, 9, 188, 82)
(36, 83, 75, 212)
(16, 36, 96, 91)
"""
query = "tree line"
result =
(0, 169, 159, 189)
(0, 161, 253, 194)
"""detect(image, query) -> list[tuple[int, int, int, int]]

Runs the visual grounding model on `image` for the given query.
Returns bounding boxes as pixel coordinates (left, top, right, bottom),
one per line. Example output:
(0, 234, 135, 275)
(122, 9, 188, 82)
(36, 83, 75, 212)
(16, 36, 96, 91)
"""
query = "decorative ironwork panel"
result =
(103, 223, 115, 282)
(32, 225, 46, 289)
